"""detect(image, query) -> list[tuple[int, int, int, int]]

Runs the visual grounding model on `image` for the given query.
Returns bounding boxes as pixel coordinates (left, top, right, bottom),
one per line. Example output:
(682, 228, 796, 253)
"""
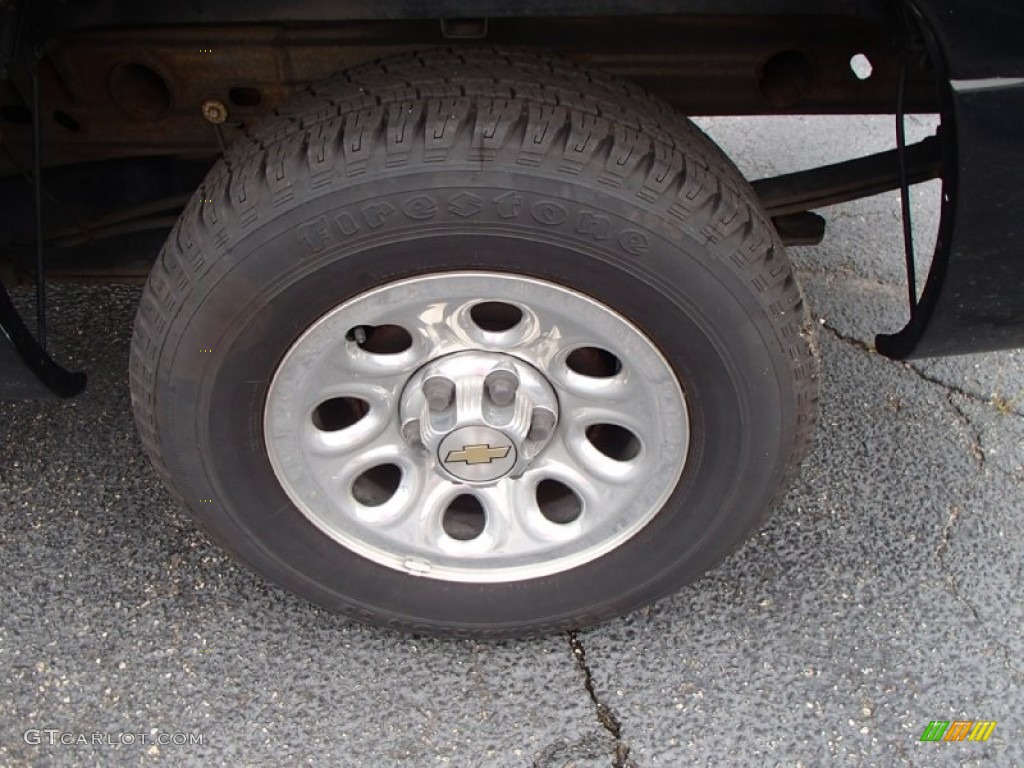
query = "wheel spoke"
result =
(555, 380, 655, 439)
(473, 480, 530, 551)
(374, 468, 456, 555)
(529, 435, 628, 507)
(300, 412, 400, 466)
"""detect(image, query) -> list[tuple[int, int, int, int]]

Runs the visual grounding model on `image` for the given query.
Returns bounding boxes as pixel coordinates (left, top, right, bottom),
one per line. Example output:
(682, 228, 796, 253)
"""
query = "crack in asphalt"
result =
(944, 393, 986, 469)
(819, 320, 1024, 683)
(816, 320, 875, 355)
(818, 320, 1023, 486)
(935, 506, 1024, 684)
(567, 632, 635, 768)
(939, 393, 1024, 487)
(907, 362, 1024, 420)
(817, 321, 1024, 419)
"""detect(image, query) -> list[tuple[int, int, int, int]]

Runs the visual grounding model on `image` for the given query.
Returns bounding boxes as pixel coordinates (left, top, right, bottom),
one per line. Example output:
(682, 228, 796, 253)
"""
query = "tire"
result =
(129, 49, 817, 637)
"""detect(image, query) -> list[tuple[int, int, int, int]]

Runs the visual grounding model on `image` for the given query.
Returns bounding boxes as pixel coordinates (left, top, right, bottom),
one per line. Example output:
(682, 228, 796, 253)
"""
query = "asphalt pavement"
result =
(1, 116, 1022, 767)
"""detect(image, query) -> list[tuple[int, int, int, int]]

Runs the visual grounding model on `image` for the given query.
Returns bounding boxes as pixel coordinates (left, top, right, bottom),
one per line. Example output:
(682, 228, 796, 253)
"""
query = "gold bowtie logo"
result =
(444, 443, 511, 465)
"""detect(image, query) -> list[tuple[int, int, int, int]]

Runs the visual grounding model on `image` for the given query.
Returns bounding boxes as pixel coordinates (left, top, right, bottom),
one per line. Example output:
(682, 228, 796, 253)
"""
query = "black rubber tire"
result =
(130, 49, 817, 637)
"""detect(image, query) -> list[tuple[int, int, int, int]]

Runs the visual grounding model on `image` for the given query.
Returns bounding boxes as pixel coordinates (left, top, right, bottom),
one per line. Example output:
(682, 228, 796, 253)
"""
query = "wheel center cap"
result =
(438, 425, 518, 482)
(399, 351, 559, 486)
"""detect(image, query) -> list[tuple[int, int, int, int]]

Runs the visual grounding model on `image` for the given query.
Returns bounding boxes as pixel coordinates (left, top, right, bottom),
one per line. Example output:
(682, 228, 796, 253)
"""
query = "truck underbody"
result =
(2, 2, 1021, 392)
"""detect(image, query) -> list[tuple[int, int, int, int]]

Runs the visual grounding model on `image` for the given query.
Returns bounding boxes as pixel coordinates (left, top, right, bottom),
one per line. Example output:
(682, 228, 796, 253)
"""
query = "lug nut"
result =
(484, 369, 519, 406)
(422, 376, 455, 411)
(401, 418, 422, 445)
(528, 408, 556, 441)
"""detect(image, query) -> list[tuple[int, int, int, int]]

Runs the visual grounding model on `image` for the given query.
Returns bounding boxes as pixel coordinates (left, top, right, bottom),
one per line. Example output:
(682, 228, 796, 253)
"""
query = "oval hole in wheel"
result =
(470, 301, 523, 332)
(311, 397, 368, 431)
(586, 424, 641, 461)
(351, 464, 402, 507)
(346, 324, 412, 354)
(566, 347, 621, 378)
(442, 495, 486, 540)
(537, 479, 582, 524)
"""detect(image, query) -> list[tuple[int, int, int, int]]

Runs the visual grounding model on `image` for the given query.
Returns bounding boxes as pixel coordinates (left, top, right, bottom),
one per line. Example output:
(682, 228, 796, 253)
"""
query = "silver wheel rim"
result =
(264, 272, 689, 583)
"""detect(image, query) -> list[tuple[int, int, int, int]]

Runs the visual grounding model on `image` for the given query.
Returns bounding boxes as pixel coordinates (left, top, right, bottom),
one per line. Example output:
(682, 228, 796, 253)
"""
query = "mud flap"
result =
(0, 280, 85, 399)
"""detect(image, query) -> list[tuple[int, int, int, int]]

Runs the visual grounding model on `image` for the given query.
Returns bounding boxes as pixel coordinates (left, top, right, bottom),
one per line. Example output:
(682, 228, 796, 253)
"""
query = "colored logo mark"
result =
(920, 721, 996, 742)
(444, 443, 511, 465)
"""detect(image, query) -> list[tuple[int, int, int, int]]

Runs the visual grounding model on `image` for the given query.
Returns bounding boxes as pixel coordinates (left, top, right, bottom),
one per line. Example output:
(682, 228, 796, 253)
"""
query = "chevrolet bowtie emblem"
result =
(444, 443, 511, 465)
